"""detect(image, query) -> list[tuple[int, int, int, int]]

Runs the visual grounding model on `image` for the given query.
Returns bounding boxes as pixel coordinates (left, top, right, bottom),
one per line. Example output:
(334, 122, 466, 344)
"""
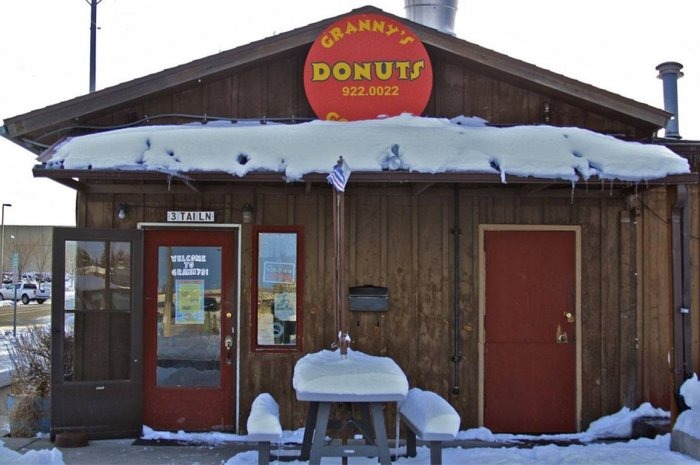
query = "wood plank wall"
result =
(66, 50, 651, 149)
(692, 186, 700, 378)
(79, 181, 685, 432)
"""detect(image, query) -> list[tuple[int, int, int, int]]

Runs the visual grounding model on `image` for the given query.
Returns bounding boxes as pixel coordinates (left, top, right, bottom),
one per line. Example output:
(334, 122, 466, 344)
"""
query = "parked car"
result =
(35, 282, 51, 304)
(0, 282, 38, 304)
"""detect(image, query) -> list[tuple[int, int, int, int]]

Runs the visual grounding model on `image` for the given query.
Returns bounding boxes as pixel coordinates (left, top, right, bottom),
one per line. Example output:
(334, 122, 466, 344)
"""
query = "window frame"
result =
(251, 225, 304, 353)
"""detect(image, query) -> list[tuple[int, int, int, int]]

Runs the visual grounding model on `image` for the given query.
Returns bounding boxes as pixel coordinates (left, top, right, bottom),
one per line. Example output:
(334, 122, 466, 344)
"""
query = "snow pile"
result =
(399, 388, 460, 438)
(0, 440, 63, 465)
(292, 348, 408, 401)
(142, 425, 247, 444)
(674, 374, 700, 439)
(224, 435, 696, 465)
(247, 393, 282, 438)
(455, 402, 669, 444)
(584, 402, 669, 440)
(42, 115, 690, 183)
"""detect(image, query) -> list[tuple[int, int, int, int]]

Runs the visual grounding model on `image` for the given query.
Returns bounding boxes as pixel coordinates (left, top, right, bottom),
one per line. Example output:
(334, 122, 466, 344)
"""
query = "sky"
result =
(1, 0, 698, 226)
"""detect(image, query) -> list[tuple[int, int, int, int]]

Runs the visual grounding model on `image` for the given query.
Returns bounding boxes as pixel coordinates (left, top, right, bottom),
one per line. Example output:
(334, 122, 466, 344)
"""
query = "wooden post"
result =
(334, 188, 349, 356)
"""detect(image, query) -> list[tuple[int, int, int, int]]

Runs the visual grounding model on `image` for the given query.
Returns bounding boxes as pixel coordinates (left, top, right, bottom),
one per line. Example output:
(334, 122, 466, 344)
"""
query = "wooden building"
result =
(2, 6, 698, 439)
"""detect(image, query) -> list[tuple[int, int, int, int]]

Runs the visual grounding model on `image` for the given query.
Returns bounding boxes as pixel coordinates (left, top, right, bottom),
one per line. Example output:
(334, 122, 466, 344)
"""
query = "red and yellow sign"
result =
(304, 13, 433, 121)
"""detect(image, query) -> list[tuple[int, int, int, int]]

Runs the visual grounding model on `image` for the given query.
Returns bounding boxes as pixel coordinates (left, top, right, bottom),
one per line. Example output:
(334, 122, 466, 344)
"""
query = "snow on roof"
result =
(42, 114, 689, 183)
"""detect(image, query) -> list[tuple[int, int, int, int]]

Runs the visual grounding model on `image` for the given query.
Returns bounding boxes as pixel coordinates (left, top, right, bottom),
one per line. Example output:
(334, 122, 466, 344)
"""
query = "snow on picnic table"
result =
(292, 348, 409, 401)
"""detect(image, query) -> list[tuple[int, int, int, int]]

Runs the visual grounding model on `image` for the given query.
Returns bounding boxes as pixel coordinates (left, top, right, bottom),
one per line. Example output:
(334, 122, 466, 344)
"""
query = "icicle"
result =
(570, 180, 576, 205)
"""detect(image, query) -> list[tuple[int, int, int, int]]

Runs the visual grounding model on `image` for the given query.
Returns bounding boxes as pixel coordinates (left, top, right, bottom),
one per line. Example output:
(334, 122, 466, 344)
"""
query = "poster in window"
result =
(263, 262, 296, 284)
(274, 292, 297, 321)
(175, 279, 205, 324)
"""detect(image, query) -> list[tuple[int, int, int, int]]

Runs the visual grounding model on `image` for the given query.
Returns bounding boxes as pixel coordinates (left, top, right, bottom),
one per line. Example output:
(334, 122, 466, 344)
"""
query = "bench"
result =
(246, 393, 283, 465)
(399, 388, 461, 465)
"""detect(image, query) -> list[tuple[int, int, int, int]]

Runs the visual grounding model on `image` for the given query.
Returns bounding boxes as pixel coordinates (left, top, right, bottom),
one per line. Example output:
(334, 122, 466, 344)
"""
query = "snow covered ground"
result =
(2, 403, 696, 465)
(227, 436, 695, 465)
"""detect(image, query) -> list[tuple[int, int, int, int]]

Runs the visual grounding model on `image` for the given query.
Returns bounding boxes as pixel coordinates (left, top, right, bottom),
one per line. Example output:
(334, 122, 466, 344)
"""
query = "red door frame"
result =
(143, 228, 238, 431)
(479, 225, 581, 433)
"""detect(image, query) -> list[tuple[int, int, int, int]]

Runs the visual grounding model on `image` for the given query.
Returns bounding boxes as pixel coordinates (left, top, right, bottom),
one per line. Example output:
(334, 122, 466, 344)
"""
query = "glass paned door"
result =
(143, 229, 237, 431)
(51, 228, 143, 439)
(156, 246, 222, 388)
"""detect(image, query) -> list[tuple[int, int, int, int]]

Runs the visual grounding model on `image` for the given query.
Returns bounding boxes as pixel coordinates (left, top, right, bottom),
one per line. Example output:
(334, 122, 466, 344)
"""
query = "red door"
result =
(143, 229, 237, 431)
(483, 229, 577, 433)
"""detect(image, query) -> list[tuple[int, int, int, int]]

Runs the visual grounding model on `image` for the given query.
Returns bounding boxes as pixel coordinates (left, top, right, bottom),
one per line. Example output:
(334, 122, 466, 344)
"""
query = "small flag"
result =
(327, 157, 351, 192)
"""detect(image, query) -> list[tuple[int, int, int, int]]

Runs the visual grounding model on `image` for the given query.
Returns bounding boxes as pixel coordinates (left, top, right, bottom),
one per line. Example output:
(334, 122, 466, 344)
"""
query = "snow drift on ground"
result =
(675, 374, 700, 439)
(2, 402, 697, 465)
(0, 440, 63, 465)
(42, 115, 689, 183)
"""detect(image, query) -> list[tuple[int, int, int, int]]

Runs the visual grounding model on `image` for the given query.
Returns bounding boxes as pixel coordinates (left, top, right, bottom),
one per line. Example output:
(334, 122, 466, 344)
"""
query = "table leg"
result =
(299, 402, 319, 461)
(309, 402, 331, 465)
(369, 402, 391, 465)
(358, 403, 375, 443)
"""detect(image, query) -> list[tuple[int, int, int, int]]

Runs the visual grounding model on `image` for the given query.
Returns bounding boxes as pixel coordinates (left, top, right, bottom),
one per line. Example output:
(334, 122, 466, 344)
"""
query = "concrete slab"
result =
(3, 436, 254, 465)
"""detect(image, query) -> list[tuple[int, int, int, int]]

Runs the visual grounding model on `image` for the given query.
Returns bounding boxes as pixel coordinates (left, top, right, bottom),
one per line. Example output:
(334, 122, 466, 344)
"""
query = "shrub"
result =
(8, 325, 52, 397)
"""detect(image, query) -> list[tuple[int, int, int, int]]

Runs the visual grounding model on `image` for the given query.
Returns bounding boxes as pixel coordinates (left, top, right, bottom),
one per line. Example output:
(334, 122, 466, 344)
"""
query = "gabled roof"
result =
(2, 5, 670, 151)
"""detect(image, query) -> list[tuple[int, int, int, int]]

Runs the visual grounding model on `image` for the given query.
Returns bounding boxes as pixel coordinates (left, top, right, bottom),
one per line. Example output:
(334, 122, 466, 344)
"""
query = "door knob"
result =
(556, 324, 568, 344)
(564, 312, 575, 323)
(224, 335, 233, 365)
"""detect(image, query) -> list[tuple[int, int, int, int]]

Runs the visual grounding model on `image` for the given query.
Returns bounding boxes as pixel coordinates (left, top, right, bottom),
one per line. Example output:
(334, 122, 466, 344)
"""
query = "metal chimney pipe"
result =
(404, 0, 458, 35)
(656, 61, 684, 139)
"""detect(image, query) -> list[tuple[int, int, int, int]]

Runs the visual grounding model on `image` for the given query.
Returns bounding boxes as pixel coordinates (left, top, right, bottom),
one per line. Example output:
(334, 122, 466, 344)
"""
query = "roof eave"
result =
(413, 26, 670, 129)
(32, 166, 698, 188)
(5, 6, 669, 145)
(3, 7, 383, 142)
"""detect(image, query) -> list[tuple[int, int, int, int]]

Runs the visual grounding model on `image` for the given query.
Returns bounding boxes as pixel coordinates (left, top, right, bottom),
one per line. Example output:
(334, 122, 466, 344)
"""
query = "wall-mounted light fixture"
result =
(242, 204, 254, 224)
(117, 203, 128, 220)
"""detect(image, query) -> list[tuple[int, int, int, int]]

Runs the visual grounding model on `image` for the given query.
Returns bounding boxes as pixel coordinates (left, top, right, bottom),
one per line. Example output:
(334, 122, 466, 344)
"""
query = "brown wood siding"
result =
(692, 186, 700, 378)
(44, 49, 653, 148)
(639, 188, 673, 410)
(76, 181, 678, 432)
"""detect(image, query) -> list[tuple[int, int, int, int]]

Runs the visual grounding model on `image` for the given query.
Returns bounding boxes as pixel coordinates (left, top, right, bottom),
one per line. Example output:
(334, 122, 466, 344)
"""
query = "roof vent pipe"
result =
(656, 61, 684, 139)
(404, 0, 458, 35)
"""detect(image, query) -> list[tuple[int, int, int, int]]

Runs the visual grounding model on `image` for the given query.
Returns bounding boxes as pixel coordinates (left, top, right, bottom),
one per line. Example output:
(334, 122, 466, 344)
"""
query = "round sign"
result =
(304, 13, 433, 121)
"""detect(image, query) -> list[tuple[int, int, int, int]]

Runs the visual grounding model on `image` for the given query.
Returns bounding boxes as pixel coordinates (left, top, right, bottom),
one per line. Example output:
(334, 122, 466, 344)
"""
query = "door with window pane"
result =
(143, 229, 236, 431)
(51, 228, 143, 439)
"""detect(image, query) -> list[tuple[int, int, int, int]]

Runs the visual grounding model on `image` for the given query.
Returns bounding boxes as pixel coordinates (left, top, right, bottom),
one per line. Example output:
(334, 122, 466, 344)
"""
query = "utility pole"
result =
(89, 0, 102, 93)
(1, 204, 11, 284)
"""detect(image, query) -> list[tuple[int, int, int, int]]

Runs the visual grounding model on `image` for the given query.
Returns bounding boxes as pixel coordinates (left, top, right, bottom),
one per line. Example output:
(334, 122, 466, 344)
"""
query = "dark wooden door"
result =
(483, 229, 577, 433)
(143, 229, 237, 431)
(51, 228, 143, 439)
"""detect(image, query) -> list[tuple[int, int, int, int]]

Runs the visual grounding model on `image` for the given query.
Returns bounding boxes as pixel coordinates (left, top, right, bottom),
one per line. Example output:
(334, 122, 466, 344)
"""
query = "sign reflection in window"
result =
(257, 232, 299, 348)
(156, 246, 221, 387)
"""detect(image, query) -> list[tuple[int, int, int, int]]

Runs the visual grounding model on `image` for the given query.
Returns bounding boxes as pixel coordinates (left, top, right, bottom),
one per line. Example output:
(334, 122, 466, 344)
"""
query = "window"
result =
(252, 226, 303, 351)
(63, 240, 133, 381)
(155, 245, 222, 387)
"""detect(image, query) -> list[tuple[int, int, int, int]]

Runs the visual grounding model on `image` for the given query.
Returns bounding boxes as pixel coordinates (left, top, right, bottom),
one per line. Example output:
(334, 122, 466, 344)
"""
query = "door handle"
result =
(564, 312, 575, 323)
(224, 335, 233, 365)
(556, 325, 568, 344)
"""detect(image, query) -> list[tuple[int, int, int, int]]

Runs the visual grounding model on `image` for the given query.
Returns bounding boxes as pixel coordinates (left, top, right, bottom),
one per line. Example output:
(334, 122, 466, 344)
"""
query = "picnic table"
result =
(293, 349, 409, 465)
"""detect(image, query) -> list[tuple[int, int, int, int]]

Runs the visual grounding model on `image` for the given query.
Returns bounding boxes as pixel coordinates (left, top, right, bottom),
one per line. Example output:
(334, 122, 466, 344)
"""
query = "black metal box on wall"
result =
(348, 285, 389, 311)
